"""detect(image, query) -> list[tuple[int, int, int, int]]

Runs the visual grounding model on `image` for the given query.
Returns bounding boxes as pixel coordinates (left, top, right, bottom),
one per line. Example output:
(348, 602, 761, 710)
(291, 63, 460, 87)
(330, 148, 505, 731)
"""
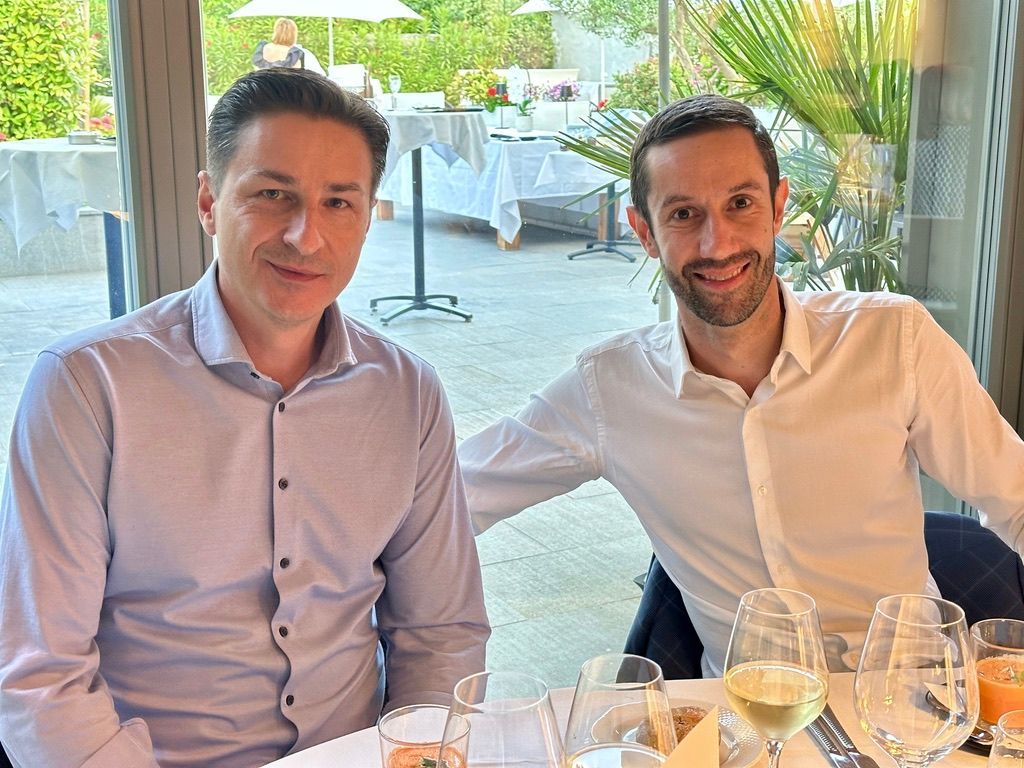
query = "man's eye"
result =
(672, 208, 691, 220)
(261, 189, 283, 200)
(327, 198, 349, 209)
(735, 197, 751, 208)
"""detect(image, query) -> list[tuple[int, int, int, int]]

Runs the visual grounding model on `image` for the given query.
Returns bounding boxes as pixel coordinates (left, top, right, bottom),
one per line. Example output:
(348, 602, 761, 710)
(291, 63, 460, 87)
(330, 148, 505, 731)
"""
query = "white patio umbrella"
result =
(511, 0, 607, 102)
(230, 0, 423, 67)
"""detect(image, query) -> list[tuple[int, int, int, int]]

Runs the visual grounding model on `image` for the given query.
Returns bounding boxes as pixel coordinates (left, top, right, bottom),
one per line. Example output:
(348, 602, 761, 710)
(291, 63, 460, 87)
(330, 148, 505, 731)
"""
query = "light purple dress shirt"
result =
(0, 264, 489, 767)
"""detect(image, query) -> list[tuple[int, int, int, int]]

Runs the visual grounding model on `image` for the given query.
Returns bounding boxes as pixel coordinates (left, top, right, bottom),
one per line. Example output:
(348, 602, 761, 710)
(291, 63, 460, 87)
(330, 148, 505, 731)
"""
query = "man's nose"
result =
(699, 212, 739, 259)
(283, 205, 324, 255)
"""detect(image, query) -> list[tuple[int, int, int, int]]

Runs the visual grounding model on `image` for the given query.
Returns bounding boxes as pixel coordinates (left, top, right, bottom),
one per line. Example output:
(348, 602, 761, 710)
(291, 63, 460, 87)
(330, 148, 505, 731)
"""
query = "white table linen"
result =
(379, 139, 624, 243)
(0, 138, 120, 251)
(382, 110, 490, 181)
(258, 671, 988, 768)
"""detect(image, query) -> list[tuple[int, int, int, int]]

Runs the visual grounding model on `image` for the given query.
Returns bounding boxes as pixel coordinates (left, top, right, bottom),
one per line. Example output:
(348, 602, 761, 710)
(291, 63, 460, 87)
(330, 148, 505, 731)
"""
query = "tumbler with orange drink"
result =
(972, 619, 1024, 725)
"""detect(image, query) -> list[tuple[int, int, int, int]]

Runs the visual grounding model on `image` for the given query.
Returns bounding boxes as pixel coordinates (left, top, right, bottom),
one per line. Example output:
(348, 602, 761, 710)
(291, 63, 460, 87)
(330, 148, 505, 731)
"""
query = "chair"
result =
(327, 64, 371, 97)
(623, 511, 1024, 679)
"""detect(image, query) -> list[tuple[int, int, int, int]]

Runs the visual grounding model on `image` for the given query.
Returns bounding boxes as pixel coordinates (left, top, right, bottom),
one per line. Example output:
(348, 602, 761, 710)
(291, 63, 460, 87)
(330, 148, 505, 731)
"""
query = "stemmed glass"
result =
(563, 653, 677, 766)
(855, 594, 979, 768)
(388, 74, 402, 110)
(438, 670, 564, 767)
(724, 588, 829, 768)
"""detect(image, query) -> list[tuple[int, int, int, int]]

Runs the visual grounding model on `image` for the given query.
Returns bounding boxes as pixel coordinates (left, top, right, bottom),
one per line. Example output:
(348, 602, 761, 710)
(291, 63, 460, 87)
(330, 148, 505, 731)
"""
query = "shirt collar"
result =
(669, 278, 813, 397)
(192, 261, 357, 379)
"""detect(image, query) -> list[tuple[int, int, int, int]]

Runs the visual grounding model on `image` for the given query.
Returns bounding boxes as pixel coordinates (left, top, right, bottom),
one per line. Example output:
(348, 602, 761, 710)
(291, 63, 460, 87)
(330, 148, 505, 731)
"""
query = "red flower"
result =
(0, 132, 6, 142)
(487, 87, 497, 97)
(597, 98, 609, 110)
(501, 93, 509, 102)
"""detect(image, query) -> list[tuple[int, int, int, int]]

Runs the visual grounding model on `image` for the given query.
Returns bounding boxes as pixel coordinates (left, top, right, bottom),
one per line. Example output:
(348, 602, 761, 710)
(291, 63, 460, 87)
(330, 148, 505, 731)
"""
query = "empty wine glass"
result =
(855, 594, 979, 768)
(388, 74, 402, 110)
(724, 588, 829, 768)
(988, 710, 1024, 768)
(438, 670, 564, 767)
(563, 653, 676, 766)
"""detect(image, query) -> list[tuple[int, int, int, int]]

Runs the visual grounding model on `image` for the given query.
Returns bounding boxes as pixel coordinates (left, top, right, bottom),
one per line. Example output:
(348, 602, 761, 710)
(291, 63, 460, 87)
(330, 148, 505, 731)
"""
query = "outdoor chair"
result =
(624, 510, 1024, 679)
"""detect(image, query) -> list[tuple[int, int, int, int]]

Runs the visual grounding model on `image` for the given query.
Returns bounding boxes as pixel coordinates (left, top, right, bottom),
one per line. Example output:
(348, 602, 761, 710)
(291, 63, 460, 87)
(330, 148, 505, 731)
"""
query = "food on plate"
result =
(635, 704, 710, 745)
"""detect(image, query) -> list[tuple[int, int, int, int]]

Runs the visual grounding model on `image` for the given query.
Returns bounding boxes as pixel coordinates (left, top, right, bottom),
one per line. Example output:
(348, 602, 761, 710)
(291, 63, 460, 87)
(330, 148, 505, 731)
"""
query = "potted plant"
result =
(514, 97, 535, 132)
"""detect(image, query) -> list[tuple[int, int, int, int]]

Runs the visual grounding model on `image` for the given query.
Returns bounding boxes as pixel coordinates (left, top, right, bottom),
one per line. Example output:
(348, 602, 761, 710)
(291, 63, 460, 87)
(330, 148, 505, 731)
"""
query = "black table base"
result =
(371, 148, 473, 326)
(566, 182, 640, 263)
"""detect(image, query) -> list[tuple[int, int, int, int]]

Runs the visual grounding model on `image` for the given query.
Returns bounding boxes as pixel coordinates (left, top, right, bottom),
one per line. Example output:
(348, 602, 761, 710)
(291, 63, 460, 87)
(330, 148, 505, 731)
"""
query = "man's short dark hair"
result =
(629, 94, 779, 226)
(206, 68, 390, 197)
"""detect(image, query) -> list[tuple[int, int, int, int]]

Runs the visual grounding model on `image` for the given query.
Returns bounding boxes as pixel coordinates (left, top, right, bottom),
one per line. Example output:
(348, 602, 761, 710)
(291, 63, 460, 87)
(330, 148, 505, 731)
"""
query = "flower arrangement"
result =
(547, 79, 581, 102)
(482, 86, 511, 112)
(443, 69, 501, 109)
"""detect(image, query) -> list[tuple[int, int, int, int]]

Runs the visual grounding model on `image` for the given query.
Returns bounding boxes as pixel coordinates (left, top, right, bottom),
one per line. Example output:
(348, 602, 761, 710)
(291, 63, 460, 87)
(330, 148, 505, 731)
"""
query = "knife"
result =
(818, 703, 882, 768)
(807, 718, 857, 768)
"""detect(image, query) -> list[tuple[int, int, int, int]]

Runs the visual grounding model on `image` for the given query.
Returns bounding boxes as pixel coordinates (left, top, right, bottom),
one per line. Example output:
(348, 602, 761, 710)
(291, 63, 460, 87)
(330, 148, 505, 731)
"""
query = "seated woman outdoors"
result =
(251, 17, 325, 75)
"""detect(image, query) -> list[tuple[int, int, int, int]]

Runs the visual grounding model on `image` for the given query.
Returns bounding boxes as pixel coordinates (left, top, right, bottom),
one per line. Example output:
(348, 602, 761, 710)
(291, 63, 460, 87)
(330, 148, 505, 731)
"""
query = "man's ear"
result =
(773, 176, 790, 235)
(627, 206, 660, 260)
(197, 170, 217, 238)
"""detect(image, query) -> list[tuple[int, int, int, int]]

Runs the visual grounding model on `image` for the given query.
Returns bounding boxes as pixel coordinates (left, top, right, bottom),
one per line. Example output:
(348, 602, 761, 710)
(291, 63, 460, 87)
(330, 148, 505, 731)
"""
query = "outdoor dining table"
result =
(0, 137, 126, 316)
(370, 109, 489, 325)
(258, 671, 988, 767)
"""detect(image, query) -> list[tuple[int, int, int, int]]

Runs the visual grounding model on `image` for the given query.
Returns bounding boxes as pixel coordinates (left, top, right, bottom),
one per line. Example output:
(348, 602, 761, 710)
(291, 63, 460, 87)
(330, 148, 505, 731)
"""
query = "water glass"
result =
(563, 653, 675, 766)
(855, 594, 979, 768)
(438, 670, 563, 767)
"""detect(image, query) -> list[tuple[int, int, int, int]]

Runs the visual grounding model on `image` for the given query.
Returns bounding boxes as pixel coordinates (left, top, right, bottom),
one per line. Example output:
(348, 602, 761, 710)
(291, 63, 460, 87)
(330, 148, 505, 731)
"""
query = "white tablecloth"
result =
(381, 110, 490, 180)
(259, 672, 987, 768)
(379, 139, 624, 242)
(0, 138, 121, 251)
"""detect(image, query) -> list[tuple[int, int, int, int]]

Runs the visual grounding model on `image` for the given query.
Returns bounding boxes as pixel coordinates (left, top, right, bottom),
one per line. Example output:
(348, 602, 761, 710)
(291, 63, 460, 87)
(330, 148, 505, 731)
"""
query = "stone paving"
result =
(0, 206, 659, 688)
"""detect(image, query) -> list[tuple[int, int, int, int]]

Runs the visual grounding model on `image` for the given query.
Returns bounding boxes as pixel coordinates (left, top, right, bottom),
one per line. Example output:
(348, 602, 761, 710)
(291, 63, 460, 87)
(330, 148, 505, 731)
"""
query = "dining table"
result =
(369, 109, 489, 325)
(0, 136, 126, 317)
(258, 671, 989, 767)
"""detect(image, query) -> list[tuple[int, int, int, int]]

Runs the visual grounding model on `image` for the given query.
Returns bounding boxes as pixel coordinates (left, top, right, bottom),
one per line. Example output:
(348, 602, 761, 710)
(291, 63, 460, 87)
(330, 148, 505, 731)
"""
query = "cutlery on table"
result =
(807, 718, 858, 768)
(810, 705, 881, 768)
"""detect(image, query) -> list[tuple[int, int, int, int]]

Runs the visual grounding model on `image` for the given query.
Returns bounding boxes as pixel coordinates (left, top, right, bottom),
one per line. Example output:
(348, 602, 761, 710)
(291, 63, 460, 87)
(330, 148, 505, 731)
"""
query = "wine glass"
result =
(855, 594, 979, 768)
(563, 653, 676, 766)
(988, 710, 1024, 768)
(438, 670, 564, 767)
(388, 74, 402, 110)
(724, 588, 829, 768)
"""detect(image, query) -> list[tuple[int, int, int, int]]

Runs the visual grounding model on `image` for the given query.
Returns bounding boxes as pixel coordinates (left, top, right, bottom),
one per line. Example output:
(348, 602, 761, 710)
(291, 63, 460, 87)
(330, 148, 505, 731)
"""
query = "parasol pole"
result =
(328, 16, 335, 67)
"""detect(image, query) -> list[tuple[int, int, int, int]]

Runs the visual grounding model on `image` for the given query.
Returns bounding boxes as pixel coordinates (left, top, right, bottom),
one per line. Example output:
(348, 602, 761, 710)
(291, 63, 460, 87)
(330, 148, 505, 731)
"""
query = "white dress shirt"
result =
(0, 264, 489, 767)
(459, 281, 1024, 675)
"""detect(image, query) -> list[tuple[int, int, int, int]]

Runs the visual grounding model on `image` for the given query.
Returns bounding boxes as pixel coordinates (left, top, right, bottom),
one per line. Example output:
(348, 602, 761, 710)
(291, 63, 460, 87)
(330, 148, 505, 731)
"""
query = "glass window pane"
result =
(0, 0, 132, 481)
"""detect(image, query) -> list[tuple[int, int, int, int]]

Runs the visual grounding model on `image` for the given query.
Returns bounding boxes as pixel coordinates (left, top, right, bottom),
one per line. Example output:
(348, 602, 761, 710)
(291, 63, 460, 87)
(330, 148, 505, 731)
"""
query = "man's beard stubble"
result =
(662, 245, 776, 328)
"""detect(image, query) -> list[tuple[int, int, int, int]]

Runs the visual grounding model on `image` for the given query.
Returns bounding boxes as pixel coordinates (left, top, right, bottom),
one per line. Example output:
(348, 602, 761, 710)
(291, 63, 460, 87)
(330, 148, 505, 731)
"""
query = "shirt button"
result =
(285, 694, 294, 706)
(278, 402, 285, 412)
(757, 485, 768, 497)
(280, 557, 290, 569)
(250, 371, 259, 379)
(278, 478, 289, 490)
(279, 626, 289, 637)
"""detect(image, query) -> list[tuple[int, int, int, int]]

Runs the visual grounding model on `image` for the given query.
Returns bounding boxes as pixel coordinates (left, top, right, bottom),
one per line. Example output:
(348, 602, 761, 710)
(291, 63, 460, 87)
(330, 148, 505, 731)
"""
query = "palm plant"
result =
(689, 0, 917, 292)
(557, 0, 918, 293)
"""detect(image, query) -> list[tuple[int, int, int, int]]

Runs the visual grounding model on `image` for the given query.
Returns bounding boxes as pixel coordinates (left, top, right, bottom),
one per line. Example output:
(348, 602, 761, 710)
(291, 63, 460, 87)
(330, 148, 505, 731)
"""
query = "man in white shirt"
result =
(458, 94, 1024, 676)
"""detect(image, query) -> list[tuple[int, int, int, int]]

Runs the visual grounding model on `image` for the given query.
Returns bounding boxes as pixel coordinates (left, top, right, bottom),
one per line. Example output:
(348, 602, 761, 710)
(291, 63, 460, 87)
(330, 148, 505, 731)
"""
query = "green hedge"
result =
(201, 0, 554, 96)
(0, 0, 94, 140)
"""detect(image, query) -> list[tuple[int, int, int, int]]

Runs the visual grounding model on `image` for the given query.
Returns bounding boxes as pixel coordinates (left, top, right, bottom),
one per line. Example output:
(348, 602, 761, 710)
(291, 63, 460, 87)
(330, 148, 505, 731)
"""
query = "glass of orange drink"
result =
(378, 703, 467, 768)
(972, 619, 1024, 726)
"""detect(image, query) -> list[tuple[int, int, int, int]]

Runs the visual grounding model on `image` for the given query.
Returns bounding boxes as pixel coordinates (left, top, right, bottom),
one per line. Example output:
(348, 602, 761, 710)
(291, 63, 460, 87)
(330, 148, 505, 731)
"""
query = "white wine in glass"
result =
(724, 588, 829, 768)
(855, 594, 979, 768)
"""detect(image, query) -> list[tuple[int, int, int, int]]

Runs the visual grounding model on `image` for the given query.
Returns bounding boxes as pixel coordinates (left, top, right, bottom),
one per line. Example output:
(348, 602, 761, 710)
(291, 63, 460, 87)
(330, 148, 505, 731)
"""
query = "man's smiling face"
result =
(630, 125, 788, 329)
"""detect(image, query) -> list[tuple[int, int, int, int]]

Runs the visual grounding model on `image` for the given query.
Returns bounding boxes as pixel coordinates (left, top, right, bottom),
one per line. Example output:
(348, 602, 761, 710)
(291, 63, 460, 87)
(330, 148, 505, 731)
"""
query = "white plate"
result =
(589, 698, 762, 767)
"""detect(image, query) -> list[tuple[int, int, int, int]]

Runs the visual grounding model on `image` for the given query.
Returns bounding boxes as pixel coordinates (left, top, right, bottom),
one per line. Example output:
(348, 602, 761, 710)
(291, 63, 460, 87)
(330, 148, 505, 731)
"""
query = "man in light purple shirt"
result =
(0, 69, 489, 767)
